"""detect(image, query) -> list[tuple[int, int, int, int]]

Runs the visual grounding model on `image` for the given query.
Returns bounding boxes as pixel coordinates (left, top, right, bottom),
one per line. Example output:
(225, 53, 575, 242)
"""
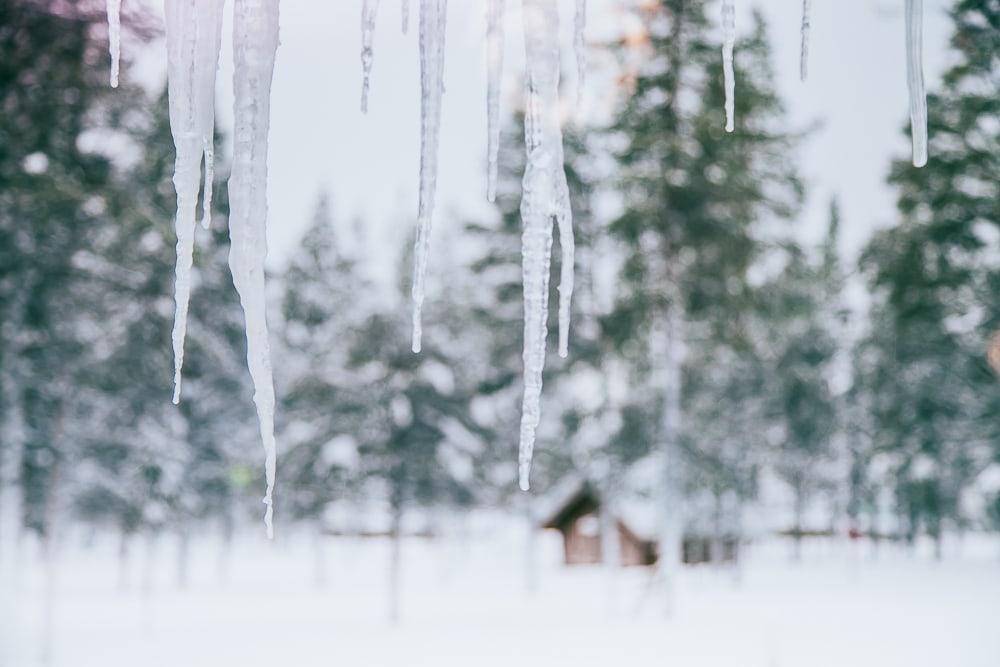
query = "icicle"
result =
(401, 0, 409, 35)
(722, 0, 736, 132)
(905, 0, 928, 168)
(230, 0, 280, 539)
(574, 0, 586, 104)
(518, 0, 574, 491)
(197, 1, 226, 230)
(165, 0, 225, 403)
(411, 0, 448, 353)
(799, 0, 811, 82)
(486, 0, 505, 202)
(107, 0, 121, 87)
(360, 0, 380, 113)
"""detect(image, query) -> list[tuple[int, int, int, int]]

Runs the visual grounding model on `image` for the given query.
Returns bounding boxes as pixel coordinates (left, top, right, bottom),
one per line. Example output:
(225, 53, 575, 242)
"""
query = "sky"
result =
(130, 0, 957, 277)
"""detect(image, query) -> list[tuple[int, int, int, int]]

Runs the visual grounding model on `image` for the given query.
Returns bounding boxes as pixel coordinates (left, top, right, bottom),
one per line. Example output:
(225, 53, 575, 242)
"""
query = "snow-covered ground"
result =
(2, 521, 999, 667)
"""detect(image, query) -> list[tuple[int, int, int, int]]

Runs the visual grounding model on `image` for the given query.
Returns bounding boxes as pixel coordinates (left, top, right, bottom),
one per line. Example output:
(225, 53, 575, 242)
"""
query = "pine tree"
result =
(607, 2, 804, 573)
(72, 90, 255, 553)
(0, 0, 155, 542)
(757, 206, 843, 558)
(277, 194, 371, 527)
(857, 0, 999, 554)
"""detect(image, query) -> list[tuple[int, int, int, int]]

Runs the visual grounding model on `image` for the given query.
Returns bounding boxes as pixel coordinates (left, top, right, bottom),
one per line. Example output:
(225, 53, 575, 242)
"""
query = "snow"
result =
(4, 527, 999, 667)
(905, 0, 928, 168)
(722, 0, 736, 133)
(410, 0, 448, 354)
(518, 0, 574, 491)
(164, 0, 226, 405)
(106, 0, 121, 88)
(485, 0, 505, 203)
(799, 0, 810, 82)
(229, 0, 281, 538)
(360, 0, 380, 114)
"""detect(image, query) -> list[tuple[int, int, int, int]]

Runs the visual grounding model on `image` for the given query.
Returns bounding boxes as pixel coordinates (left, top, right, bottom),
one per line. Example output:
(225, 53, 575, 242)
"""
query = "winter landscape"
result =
(2, 0, 999, 665)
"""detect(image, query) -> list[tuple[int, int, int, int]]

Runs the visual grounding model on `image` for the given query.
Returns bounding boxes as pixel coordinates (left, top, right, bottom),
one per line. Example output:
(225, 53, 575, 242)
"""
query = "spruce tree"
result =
(857, 0, 999, 553)
(607, 3, 804, 569)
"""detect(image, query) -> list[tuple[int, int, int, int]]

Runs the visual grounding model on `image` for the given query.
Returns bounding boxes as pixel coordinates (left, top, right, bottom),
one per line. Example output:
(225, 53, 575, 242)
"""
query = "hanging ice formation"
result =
(401, 0, 410, 34)
(799, 0, 810, 82)
(107, 0, 122, 87)
(574, 0, 587, 103)
(486, 0, 505, 202)
(721, 0, 736, 132)
(518, 0, 575, 491)
(905, 0, 928, 168)
(229, 0, 281, 538)
(361, 0, 380, 113)
(164, 0, 225, 406)
(105, 0, 947, 520)
(410, 0, 448, 354)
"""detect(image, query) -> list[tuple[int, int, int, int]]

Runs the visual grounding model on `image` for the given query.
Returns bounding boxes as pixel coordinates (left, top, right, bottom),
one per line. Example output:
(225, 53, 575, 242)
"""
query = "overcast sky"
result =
(132, 0, 957, 276)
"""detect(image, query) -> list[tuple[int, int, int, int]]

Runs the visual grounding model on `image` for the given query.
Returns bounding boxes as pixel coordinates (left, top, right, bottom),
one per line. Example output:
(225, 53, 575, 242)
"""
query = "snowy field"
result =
(2, 522, 999, 667)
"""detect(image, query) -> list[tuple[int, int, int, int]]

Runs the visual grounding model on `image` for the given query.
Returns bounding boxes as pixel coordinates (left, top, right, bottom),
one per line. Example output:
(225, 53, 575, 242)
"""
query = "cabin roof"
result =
(538, 478, 659, 541)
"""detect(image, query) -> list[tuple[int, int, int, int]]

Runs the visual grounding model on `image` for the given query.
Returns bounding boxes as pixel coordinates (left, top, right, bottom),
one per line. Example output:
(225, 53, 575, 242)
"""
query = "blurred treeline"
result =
(1, 0, 998, 565)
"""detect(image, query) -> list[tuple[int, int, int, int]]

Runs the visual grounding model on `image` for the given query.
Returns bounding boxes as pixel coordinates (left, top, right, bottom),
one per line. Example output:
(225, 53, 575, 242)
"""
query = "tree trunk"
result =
(599, 476, 621, 612)
(39, 532, 57, 667)
(792, 477, 805, 562)
(176, 528, 190, 589)
(711, 490, 724, 568)
(312, 519, 327, 586)
(388, 505, 402, 624)
(117, 529, 131, 590)
(141, 531, 156, 597)
(654, 306, 684, 615)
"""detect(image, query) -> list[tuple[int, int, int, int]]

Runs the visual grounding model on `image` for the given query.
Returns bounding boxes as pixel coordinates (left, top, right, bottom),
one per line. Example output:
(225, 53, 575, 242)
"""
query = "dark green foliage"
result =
(856, 0, 1000, 543)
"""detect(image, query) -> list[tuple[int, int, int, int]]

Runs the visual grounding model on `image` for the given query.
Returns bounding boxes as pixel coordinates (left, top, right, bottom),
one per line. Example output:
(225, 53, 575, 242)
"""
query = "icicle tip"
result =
(263, 495, 274, 540)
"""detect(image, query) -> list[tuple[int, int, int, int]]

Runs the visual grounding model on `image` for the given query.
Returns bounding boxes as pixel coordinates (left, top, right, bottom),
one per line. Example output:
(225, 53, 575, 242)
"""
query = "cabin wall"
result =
(557, 514, 656, 567)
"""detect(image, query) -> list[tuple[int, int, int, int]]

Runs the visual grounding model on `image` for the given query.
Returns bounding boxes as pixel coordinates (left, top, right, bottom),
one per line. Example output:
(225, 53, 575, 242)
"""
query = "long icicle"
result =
(574, 0, 586, 104)
(905, 0, 928, 167)
(401, 0, 409, 34)
(230, 0, 281, 538)
(107, 0, 122, 87)
(197, 0, 226, 230)
(411, 0, 448, 353)
(799, 0, 811, 82)
(519, 0, 574, 491)
(486, 0, 505, 202)
(360, 0, 380, 113)
(722, 0, 736, 132)
(165, 0, 224, 404)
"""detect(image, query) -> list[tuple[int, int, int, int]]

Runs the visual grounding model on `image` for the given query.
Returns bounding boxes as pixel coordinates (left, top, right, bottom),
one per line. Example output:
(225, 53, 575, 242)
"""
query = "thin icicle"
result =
(799, 0, 811, 82)
(107, 0, 121, 87)
(486, 0, 505, 202)
(574, 0, 586, 104)
(230, 0, 280, 539)
(519, 0, 574, 491)
(201, 144, 215, 229)
(360, 0, 380, 113)
(722, 0, 736, 132)
(905, 0, 928, 168)
(401, 0, 409, 34)
(165, 0, 225, 403)
(197, 1, 226, 229)
(411, 0, 448, 353)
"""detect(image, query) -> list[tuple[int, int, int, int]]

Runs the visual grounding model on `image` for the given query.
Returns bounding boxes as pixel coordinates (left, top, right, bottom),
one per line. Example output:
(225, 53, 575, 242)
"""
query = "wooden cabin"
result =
(541, 484, 658, 567)
(541, 482, 740, 566)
